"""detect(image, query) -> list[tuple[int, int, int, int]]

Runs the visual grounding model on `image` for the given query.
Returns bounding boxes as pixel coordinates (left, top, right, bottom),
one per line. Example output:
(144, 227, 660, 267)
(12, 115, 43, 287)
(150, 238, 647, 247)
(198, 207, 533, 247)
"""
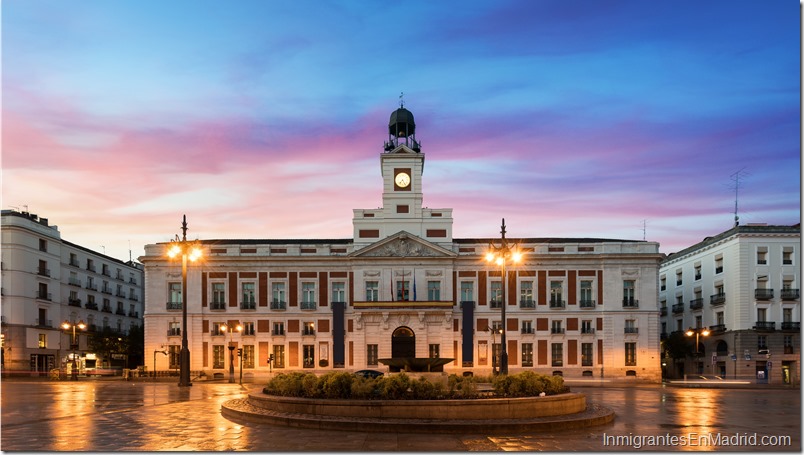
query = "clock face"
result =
(395, 172, 411, 188)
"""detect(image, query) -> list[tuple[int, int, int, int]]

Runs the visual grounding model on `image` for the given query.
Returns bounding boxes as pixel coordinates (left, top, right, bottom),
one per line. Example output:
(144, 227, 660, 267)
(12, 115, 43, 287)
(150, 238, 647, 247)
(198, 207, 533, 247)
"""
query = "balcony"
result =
(116, 290, 126, 298)
(753, 321, 776, 331)
(549, 300, 565, 309)
(689, 298, 704, 310)
(129, 277, 138, 285)
(68, 298, 82, 307)
(272, 329, 285, 336)
(581, 328, 595, 334)
(128, 311, 139, 318)
(519, 300, 535, 309)
(115, 309, 126, 316)
(579, 300, 596, 309)
(622, 298, 639, 308)
(490, 300, 502, 309)
(300, 301, 317, 310)
(624, 327, 639, 334)
(672, 303, 685, 314)
(270, 300, 287, 310)
(36, 291, 52, 301)
(710, 293, 726, 306)
(86, 265, 96, 273)
(69, 277, 82, 287)
(210, 301, 226, 310)
(521, 327, 535, 334)
(69, 259, 80, 267)
(116, 272, 125, 280)
(241, 301, 256, 310)
(37, 267, 51, 277)
(550, 327, 565, 334)
(709, 324, 727, 333)
(128, 294, 139, 301)
(781, 322, 800, 331)
(302, 328, 316, 336)
(86, 282, 98, 291)
(167, 328, 181, 337)
(660, 307, 667, 316)
(781, 289, 800, 300)
(754, 289, 774, 300)
(85, 302, 98, 310)
(101, 305, 112, 313)
(36, 318, 53, 328)
(101, 268, 111, 277)
(101, 286, 112, 295)
(166, 301, 182, 311)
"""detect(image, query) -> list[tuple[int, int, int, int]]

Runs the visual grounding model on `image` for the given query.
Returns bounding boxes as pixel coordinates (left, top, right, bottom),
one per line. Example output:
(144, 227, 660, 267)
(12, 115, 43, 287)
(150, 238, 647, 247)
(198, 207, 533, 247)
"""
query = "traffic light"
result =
(237, 348, 243, 357)
(268, 354, 274, 364)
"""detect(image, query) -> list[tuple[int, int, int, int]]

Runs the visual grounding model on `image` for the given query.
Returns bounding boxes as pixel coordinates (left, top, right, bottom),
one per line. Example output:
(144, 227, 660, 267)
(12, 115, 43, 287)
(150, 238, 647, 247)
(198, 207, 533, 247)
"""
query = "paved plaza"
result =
(1, 379, 800, 451)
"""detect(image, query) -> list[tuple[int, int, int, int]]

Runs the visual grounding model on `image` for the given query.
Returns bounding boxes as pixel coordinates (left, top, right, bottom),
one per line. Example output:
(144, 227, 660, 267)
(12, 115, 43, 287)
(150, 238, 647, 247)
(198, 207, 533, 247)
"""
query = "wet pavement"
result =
(1, 379, 800, 451)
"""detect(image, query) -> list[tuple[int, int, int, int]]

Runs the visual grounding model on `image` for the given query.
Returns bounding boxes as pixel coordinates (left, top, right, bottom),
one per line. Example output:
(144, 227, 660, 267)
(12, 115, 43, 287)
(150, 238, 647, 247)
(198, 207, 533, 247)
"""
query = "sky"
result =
(3, 0, 800, 262)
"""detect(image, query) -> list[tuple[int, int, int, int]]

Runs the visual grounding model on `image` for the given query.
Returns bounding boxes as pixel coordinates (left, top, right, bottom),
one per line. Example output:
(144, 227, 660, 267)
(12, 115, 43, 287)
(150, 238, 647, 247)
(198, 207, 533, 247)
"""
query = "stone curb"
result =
(221, 397, 615, 434)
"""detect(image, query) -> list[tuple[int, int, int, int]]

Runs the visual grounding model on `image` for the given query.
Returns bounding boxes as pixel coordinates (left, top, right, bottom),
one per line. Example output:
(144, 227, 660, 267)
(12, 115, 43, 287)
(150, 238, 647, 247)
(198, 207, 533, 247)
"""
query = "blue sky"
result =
(3, 0, 800, 261)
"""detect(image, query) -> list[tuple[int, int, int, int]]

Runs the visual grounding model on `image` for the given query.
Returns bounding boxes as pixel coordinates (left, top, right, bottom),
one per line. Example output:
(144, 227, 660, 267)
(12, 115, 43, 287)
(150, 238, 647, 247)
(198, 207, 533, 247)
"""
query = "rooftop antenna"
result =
(730, 168, 748, 227)
(641, 220, 648, 241)
(101, 245, 106, 255)
(129, 240, 132, 262)
(399, 91, 404, 108)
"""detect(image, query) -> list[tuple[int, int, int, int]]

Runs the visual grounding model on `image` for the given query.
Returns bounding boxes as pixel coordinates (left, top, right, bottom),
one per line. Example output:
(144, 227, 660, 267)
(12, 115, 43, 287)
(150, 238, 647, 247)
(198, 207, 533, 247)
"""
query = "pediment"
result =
(350, 231, 456, 258)
(387, 144, 419, 155)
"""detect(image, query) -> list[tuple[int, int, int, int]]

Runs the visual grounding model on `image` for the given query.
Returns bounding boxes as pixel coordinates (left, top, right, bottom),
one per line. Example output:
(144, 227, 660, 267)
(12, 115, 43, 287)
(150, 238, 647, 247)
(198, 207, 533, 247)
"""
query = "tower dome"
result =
(384, 106, 421, 152)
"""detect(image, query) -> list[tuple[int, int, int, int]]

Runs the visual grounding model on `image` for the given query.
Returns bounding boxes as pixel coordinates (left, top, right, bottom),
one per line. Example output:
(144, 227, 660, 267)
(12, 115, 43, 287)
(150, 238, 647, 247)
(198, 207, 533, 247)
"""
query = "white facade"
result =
(659, 223, 800, 384)
(1, 210, 144, 376)
(141, 106, 663, 382)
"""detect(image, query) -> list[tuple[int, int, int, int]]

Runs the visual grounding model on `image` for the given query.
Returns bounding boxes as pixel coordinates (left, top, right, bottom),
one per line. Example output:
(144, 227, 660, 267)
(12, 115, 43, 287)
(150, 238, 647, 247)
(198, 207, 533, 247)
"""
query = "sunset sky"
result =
(3, 0, 800, 262)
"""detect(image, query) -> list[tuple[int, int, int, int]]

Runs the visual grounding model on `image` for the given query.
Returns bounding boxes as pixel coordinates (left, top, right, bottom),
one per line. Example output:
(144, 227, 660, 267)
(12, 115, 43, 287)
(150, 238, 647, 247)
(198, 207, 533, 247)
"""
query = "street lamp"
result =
(221, 323, 242, 384)
(167, 215, 203, 387)
(485, 218, 523, 375)
(61, 320, 86, 380)
(685, 327, 710, 355)
(487, 326, 503, 375)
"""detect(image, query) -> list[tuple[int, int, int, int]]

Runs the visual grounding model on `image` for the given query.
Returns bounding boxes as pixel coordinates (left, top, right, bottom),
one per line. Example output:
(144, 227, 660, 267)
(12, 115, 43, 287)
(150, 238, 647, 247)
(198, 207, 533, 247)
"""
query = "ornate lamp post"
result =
(221, 323, 242, 384)
(486, 326, 502, 375)
(61, 320, 86, 380)
(167, 215, 202, 387)
(485, 218, 522, 375)
(685, 327, 710, 355)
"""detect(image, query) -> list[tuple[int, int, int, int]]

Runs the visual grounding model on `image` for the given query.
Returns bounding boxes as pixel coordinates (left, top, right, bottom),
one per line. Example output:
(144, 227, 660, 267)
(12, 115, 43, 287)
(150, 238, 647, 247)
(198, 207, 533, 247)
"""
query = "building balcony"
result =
(300, 301, 317, 310)
(241, 301, 256, 310)
(519, 300, 535, 309)
(129, 278, 138, 285)
(549, 300, 566, 309)
(624, 327, 639, 334)
(69, 259, 80, 267)
(689, 298, 704, 310)
(101, 305, 112, 313)
(552, 360, 563, 367)
(68, 298, 82, 307)
(115, 309, 126, 316)
(754, 289, 775, 300)
(37, 267, 51, 277)
(709, 324, 727, 333)
(710, 293, 726, 306)
(784, 346, 795, 354)
(36, 318, 53, 328)
(302, 329, 316, 336)
(128, 294, 139, 301)
(672, 303, 685, 314)
(781, 289, 800, 300)
(550, 327, 565, 334)
(85, 302, 98, 310)
(660, 307, 667, 316)
(166, 301, 182, 311)
(579, 299, 596, 309)
(781, 322, 800, 331)
(115, 290, 126, 298)
(210, 301, 226, 310)
(101, 269, 111, 277)
(101, 286, 113, 295)
(36, 291, 52, 301)
(521, 327, 535, 334)
(270, 300, 287, 310)
(490, 300, 502, 309)
(753, 321, 776, 331)
(68, 277, 82, 287)
(86, 265, 96, 273)
(352, 300, 454, 309)
(622, 298, 639, 308)
(128, 311, 139, 318)
(167, 328, 181, 337)
(272, 329, 285, 336)
(581, 328, 595, 334)
(116, 272, 125, 280)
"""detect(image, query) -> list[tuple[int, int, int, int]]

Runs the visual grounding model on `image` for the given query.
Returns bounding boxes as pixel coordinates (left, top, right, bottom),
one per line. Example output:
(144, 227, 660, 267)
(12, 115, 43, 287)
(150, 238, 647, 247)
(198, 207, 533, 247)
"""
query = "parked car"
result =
(354, 369, 384, 379)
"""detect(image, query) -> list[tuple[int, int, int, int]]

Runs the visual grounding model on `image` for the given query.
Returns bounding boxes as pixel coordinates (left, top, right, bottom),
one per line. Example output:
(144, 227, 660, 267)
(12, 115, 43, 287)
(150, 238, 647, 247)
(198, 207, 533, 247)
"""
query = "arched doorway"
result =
(391, 326, 415, 359)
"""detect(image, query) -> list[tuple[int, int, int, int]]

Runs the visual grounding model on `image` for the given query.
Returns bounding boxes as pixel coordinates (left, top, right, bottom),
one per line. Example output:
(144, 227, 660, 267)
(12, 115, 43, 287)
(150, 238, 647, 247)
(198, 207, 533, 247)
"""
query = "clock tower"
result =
(353, 104, 453, 247)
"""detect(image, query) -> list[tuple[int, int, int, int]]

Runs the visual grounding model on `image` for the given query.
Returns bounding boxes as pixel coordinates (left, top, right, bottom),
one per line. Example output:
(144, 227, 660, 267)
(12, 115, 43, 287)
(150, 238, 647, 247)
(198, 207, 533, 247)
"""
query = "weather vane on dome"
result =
(399, 91, 404, 108)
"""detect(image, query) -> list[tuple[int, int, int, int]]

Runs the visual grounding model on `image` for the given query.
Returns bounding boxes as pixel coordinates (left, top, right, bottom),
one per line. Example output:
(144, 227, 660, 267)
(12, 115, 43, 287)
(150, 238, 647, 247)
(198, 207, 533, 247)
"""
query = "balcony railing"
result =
(755, 289, 775, 300)
(709, 324, 727, 333)
(101, 286, 112, 295)
(624, 327, 639, 334)
(521, 327, 535, 334)
(68, 298, 82, 307)
(579, 300, 596, 309)
(660, 307, 667, 316)
(166, 301, 182, 310)
(270, 300, 287, 310)
(115, 309, 126, 315)
(272, 329, 285, 336)
(489, 300, 502, 309)
(672, 303, 685, 314)
(36, 318, 53, 327)
(101, 305, 112, 313)
(689, 298, 704, 310)
(128, 294, 139, 301)
(36, 291, 52, 301)
(210, 301, 226, 310)
(622, 298, 639, 308)
(753, 321, 776, 331)
(781, 289, 800, 300)
(302, 329, 316, 336)
(520, 300, 535, 309)
(550, 327, 565, 334)
(37, 267, 51, 277)
(86, 265, 96, 272)
(167, 328, 181, 336)
(85, 302, 98, 310)
(781, 322, 800, 331)
(241, 301, 256, 310)
(710, 293, 726, 306)
(581, 327, 595, 334)
(128, 311, 139, 318)
(300, 301, 317, 310)
(549, 300, 566, 309)
(69, 277, 82, 287)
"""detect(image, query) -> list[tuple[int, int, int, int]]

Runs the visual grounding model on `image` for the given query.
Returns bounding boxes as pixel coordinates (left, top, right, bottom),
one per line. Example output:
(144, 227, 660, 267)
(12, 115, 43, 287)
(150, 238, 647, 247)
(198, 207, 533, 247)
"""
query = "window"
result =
(521, 343, 534, 367)
(303, 345, 315, 368)
(715, 256, 723, 274)
(212, 322, 225, 336)
(460, 281, 474, 301)
(367, 344, 379, 366)
(429, 344, 440, 358)
(301, 283, 316, 310)
(757, 335, 768, 349)
(520, 281, 533, 304)
(242, 321, 255, 336)
(38, 334, 47, 348)
(676, 269, 683, 286)
(38, 259, 49, 276)
(242, 345, 255, 368)
(623, 280, 636, 306)
(490, 281, 502, 307)
(168, 345, 180, 369)
(272, 283, 286, 309)
(302, 321, 316, 336)
(757, 247, 768, 265)
(580, 281, 593, 305)
(660, 275, 666, 291)
(168, 283, 182, 309)
(550, 281, 563, 306)
(37, 283, 49, 300)
(491, 320, 503, 332)
(70, 253, 79, 267)
(365, 281, 379, 301)
(581, 320, 594, 334)
(783, 247, 794, 265)
(396, 280, 410, 301)
(272, 322, 285, 336)
(332, 282, 345, 303)
(213, 345, 225, 369)
(521, 320, 534, 334)
(694, 264, 702, 280)
(551, 343, 563, 366)
(212, 283, 226, 309)
(241, 282, 256, 309)
(551, 320, 564, 334)
(757, 308, 767, 322)
(39, 238, 47, 252)
(676, 319, 683, 332)
(168, 322, 181, 336)
(427, 281, 440, 301)
(625, 319, 637, 334)
(716, 312, 724, 326)
(784, 336, 794, 354)
(625, 342, 637, 366)
(581, 343, 593, 366)
(273, 345, 285, 368)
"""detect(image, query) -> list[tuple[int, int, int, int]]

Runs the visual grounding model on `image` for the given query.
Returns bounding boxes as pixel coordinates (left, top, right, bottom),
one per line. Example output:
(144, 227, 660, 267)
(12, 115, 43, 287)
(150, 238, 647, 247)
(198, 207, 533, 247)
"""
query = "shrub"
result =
(321, 372, 354, 399)
(381, 372, 412, 400)
(350, 375, 380, 399)
(492, 371, 569, 397)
